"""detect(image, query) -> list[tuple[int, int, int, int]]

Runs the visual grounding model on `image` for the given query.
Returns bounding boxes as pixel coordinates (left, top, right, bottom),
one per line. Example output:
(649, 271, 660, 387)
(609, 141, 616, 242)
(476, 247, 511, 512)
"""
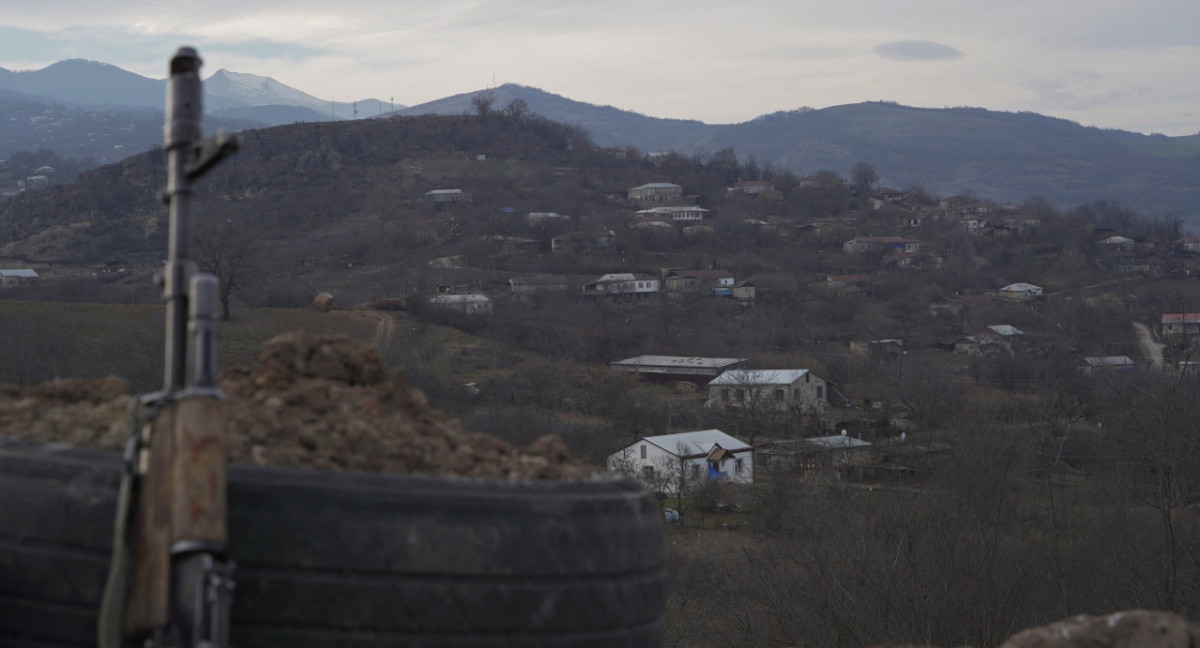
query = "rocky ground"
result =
(0, 331, 595, 480)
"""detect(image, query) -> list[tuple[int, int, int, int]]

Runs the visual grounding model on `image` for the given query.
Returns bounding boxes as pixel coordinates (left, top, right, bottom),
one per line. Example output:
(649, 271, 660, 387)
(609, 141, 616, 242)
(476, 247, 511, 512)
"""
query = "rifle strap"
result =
(98, 395, 162, 648)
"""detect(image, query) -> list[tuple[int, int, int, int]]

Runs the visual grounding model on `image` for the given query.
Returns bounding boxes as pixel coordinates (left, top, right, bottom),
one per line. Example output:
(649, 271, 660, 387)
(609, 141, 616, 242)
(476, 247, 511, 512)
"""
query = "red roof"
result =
(1162, 313, 1200, 324)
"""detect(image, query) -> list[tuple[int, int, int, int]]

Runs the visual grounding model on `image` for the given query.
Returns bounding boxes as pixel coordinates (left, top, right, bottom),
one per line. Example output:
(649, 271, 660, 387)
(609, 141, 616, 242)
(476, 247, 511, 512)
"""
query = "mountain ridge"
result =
(2, 59, 1199, 223)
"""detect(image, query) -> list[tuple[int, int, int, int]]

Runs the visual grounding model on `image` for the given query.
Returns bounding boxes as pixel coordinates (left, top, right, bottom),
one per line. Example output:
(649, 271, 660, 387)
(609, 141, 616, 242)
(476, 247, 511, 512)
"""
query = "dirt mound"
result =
(0, 332, 594, 481)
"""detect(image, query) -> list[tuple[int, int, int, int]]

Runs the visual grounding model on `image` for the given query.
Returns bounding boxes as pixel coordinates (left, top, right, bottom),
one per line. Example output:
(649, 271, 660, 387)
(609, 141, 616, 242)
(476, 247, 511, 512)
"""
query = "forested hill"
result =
(694, 102, 1200, 220)
(403, 87, 1200, 223)
(0, 113, 600, 264)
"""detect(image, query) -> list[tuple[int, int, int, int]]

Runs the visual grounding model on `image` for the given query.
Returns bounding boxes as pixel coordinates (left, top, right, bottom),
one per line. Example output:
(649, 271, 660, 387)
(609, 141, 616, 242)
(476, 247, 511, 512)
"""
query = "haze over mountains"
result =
(2, 59, 1199, 226)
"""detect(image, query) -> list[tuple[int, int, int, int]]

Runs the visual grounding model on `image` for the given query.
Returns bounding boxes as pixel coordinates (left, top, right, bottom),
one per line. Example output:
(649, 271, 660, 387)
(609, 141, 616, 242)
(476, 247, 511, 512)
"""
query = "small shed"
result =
(313, 292, 340, 311)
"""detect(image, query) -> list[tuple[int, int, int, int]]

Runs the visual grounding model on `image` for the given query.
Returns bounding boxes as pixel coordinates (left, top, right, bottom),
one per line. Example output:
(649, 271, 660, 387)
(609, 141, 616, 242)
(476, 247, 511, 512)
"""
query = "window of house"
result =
(722, 389, 730, 402)
(642, 466, 654, 478)
(691, 464, 701, 480)
(817, 386, 824, 399)
(735, 459, 744, 474)
(774, 389, 785, 401)
(640, 444, 647, 459)
(794, 389, 801, 400)
(736, 389, 745, 402)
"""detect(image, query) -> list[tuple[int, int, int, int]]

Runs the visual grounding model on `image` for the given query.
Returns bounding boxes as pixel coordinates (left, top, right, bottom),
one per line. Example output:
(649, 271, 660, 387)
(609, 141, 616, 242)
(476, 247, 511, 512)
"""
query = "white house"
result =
(635, 206, 710, 223)
(0, 269, 39, 288)
(997, 282, 1043, 301)
(607, 429, 753, 494)
(627, 182, 683, 203)
(582, 273, 660, 300)
(707, 368, 830, 414)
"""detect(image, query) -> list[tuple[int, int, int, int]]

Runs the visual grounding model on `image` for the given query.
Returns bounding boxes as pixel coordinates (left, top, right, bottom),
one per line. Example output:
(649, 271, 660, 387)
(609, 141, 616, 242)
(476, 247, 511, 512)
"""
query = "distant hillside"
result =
(0, 59, 393, 127)
(401, 85, 1200, 223)
(0, 59, 164, 108)
(0, 113, 600, 265)
(401, 84, 716, 153)
(3, 60, 1199, 225)
(694, 103, 1200, 219)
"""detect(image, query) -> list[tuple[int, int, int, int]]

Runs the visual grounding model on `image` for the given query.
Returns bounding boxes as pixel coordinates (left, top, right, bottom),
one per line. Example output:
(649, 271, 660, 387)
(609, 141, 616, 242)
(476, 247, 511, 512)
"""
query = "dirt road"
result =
(335, 309, 398, 352)
(1133, 321, 1164, 369)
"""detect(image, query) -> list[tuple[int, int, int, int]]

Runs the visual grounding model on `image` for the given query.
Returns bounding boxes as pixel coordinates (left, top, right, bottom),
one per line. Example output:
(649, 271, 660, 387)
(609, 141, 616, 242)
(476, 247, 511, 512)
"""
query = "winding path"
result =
(1132, 321, 1165, 370)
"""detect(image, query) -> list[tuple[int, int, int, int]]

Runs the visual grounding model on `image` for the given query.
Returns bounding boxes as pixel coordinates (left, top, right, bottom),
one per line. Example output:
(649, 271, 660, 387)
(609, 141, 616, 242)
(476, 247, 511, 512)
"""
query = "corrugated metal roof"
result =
(642, 429, 752, 456)
(431, 294, 490, 303)
(710, 369, 812, 385)
(807, 435, 872, 449)
(1083, 356, 1134, 367)
(610, 356, 747, 369)
(0, 269, 38, 278)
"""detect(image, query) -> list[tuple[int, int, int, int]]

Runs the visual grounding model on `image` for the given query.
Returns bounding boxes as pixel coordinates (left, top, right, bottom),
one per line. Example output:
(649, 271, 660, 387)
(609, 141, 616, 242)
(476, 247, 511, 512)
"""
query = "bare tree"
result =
(502, 98, 530, 122)
(851, 161, 879, 196)
(193, 220, 260, 320)
(471, 90, 498, 118)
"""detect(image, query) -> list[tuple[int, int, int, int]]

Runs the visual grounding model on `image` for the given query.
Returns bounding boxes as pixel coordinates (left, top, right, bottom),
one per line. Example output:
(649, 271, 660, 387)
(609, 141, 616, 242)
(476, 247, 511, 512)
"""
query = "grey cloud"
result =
(873, 40, 964, 61)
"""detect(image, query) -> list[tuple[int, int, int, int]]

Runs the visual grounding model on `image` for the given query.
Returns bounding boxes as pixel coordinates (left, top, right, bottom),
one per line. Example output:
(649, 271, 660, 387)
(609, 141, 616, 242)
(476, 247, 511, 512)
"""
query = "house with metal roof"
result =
(429, 294, 492, 314)
(707, 368, 830, 414)
(662, 269, 735, 295)
(0, 269, 39, 288)
(606, 429, 753, 494)
(1078, 355, 1135, 376)
(609, 355, 748, 385)
(635, 206, 710, 223)
(997, 282, 1043, 301)
(627, 182, 683, 203)
(582, 273, 659, 300)
(1161, 313, 1200, 337)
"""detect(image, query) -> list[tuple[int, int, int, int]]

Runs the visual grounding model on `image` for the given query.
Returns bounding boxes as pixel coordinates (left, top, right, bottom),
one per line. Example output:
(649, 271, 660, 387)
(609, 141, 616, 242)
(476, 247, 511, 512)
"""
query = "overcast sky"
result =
(2, 0, 1197, 135)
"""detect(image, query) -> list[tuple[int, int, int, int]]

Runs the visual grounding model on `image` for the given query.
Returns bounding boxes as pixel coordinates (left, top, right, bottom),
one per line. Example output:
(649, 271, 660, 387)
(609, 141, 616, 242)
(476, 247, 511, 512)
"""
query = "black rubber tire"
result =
(0, 436, 667, 647)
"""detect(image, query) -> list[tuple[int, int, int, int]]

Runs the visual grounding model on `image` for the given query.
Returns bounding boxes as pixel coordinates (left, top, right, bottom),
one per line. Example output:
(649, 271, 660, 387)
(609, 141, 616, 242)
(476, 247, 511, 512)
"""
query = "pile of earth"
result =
(0, 331, 595, 480)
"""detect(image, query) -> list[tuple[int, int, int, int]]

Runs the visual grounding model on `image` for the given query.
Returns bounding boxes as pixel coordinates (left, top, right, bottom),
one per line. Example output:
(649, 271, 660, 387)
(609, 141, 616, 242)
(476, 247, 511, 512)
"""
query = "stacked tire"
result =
(0, 436, 667, 647)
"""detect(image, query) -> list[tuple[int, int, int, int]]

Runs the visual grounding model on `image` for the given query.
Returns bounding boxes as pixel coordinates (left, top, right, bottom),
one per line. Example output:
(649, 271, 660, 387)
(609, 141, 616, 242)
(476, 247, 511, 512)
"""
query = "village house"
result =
(627, 182, 683, 203)
(635, 205, 710, 224)
(508, 275, 568, 296)
(607, 429, 754, 494)
(842, 236, 920, 254)
(551, 230, 615, 254)
(527, 212, 570, 224)
(1174, 236, 1200, 257)
(888, 251, 944, 270)
(756, 434, 875, 476)
(707, 369, 830, 414)
(849, 338, 904, 361)
(582, 273, 660, 300)
(997, 282, 1043, 301)
(0, 269, 39, 288)
(961, 217, 990, 235)
(1161, 313, 1200, 337)
(1078, 355, 1135, 376)
(610, 355, 749, 386)
(726, 180, 779, 197)
(423, 188, 471, 204)
(952, 334, 1012, 357)
(824, 273, 871, 290)
(1097, 235, 1136, 252)
(662, 269, 735, 295)
(430, 294, 493, 314)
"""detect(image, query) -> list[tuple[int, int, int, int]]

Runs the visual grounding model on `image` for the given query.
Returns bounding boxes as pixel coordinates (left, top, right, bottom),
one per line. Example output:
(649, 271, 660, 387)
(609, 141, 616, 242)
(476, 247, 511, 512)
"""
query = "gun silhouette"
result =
(99, 47, 239, 648)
